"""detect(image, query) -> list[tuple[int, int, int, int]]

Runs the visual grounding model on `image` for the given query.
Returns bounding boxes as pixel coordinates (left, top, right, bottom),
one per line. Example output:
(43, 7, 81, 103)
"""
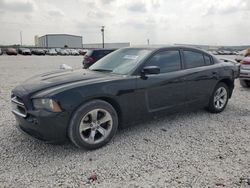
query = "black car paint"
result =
(11, 46, 238, 143)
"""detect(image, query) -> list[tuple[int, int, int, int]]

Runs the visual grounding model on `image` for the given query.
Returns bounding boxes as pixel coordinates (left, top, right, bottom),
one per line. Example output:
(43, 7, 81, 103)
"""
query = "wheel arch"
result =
(218, 78, 234, 98)
(94, 96, 122, 122)
(67, 95, 123, 131)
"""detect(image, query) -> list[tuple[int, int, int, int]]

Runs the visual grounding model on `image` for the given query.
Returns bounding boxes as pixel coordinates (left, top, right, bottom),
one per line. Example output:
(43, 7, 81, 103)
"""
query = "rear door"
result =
(181, 49, 218, 105)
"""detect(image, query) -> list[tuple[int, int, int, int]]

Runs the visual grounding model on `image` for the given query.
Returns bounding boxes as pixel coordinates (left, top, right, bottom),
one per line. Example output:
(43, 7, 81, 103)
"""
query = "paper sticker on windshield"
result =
(123, 55, 138, 60)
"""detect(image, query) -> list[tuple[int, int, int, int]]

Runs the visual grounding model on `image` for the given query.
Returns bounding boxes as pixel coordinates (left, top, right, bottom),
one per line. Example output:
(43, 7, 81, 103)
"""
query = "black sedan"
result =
(11, 46, 239, 149)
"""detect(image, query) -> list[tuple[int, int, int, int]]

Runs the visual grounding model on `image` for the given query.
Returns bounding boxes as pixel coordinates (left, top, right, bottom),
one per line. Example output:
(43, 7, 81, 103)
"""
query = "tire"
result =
(68, 100, 118, 149)
(240, 79, 250, 88)
(207, 82, 229, 113)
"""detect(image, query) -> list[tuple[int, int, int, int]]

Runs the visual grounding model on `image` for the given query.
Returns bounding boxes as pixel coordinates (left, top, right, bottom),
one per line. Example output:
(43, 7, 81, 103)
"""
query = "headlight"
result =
(33, 98, 62, 112)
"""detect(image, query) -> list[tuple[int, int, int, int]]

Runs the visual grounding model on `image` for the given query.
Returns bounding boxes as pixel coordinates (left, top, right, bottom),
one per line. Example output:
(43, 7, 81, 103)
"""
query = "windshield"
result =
(89, 48, 152, 75)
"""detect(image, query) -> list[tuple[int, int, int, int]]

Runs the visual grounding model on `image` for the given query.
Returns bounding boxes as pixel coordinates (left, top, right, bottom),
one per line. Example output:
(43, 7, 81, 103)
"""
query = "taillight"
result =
(241, 60, 250, 65)
(87, 56, 94, 64)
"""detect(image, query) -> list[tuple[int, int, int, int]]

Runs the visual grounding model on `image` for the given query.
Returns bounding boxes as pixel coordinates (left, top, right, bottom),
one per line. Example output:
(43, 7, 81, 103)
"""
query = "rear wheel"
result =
(68, 100, 118, 149)
(207, 82, 229, 113)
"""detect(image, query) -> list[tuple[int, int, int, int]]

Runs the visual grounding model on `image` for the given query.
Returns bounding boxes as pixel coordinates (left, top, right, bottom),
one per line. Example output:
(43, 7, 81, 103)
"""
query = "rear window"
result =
(183, 50, 205, 69)
(204, 55, 212, 65)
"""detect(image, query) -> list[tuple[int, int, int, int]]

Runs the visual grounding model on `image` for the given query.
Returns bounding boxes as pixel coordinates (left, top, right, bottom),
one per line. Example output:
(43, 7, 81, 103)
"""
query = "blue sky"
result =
(0, 0, 250, 46)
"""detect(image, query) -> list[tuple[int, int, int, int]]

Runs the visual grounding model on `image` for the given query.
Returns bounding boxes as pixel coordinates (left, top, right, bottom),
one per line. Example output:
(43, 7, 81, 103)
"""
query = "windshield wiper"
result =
(91, 69, 112, 72)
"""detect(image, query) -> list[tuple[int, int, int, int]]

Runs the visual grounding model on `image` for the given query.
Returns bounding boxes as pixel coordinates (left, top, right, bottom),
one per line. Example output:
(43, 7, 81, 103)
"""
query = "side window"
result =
(146, 50, 181, 73)
(204, 55, 212, 65)
(183, 50, 205, 69)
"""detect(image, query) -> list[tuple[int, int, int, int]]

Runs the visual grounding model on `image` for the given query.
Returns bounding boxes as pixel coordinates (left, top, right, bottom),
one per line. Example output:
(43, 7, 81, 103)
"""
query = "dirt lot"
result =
(0, 55, 250, 187)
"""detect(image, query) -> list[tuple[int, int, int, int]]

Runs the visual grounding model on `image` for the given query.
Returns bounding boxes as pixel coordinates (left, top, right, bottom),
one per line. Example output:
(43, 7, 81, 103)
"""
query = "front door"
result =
(136, 49, 188, 112)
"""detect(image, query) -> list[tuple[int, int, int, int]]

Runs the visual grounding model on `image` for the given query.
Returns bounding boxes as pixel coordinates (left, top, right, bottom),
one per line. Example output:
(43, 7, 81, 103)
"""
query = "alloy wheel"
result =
(213, 87, 228, 110)
(79, 109, 113, 144)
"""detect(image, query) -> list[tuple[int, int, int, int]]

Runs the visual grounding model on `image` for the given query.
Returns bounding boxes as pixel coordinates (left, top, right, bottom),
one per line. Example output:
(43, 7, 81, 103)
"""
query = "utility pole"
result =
(20, 31, 23, 46)
(101, 26, 105, 48)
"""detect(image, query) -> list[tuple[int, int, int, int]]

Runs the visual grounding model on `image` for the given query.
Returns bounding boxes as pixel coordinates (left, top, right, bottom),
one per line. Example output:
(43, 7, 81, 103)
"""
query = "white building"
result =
(36, 34, 83, 48)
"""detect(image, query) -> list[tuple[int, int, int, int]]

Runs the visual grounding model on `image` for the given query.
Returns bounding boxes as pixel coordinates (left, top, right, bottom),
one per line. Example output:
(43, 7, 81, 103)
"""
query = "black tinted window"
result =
(204, 55, 212, 65)
(183, 51, 205, 69)
(92, 51, 104, 59)
(146, 50, 181, 73)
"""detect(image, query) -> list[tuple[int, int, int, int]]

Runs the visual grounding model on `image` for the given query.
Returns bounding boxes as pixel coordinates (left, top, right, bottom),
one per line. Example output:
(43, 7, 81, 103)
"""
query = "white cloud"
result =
(0, 0, 36, 12)
(0, 0, 250, 45)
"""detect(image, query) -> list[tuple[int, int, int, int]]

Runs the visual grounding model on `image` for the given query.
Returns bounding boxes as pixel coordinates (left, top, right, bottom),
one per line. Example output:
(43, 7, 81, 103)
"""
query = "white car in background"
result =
(47, 49, 57, 56)
(239, 57, 250, 87)
(68, 49, 79, 56)
(235, 48, 250, 62)
(58, 49, 69, 56)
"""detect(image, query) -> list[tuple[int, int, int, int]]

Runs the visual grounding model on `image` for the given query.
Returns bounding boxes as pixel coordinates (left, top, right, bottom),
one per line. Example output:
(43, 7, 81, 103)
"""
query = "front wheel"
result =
(207, 82, 229, 113)
(68, 100, 118, 149)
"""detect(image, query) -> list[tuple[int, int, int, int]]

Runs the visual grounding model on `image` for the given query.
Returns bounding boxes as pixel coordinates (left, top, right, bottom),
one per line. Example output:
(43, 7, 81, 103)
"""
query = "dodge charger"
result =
(11, 46, 239, 149)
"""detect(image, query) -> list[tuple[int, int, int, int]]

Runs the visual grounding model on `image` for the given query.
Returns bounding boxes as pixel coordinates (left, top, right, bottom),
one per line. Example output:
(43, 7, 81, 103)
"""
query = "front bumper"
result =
(13, 110, 69, 143)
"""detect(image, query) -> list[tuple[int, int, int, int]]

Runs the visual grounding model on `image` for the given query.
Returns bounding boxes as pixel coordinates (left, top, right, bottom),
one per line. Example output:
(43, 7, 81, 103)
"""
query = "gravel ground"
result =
(0, 55, 249, 188)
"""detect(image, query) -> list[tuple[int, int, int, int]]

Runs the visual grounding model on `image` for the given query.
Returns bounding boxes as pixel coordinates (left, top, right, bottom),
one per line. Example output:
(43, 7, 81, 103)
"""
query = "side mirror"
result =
(142, 66, 160, 75)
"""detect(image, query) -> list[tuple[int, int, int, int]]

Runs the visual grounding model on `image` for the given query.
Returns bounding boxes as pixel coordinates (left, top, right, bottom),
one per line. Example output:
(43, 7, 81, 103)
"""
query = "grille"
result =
(11, 95, 27, 118)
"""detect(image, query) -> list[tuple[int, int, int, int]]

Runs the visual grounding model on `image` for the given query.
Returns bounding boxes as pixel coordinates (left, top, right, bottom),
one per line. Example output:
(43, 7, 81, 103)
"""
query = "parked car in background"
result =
(47, 49, 57, 56)
(0, 48, 3, 55)
(210, 51, 218, 55)
(234, 51, 239, 55)
(43, 49, 49, 54)
(31, 49, 45, 55)
(239, 57, 250, 87)
(55, 48, 61, 53)
(18, 48, 31, 55)
(78, 49, 87, 56)
(82, 49, 117, 68)
(235, 48, 250, 62)
(70, 49, 80, 56)
(6, 48, 17, 55)
(11, 46, 239, 149)
(18, 48, 24, 54)
(57, 49, 68, 56)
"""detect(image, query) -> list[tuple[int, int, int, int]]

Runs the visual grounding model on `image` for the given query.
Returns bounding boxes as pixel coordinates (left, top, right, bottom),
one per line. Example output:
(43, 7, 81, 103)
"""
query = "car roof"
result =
(88, 48, 117, 51)
(129, 45, 206, 51)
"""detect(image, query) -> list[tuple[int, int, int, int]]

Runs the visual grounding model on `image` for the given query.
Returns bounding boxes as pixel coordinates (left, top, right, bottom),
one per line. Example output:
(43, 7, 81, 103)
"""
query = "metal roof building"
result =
(82, 42, 130, 49)
(36, 34, 83, 48)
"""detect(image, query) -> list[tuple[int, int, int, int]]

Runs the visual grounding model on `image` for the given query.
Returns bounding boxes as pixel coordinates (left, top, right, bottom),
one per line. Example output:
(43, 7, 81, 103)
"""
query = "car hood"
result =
(13, 69, 115, 96)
